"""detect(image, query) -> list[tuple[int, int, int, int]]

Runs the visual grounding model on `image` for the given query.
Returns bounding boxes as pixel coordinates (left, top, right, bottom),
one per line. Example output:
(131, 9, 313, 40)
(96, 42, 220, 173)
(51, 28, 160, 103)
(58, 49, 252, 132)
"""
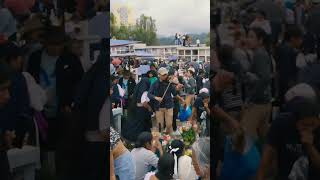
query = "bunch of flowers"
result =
(161, 134, 172, 147)
(178, 121, 196, 147)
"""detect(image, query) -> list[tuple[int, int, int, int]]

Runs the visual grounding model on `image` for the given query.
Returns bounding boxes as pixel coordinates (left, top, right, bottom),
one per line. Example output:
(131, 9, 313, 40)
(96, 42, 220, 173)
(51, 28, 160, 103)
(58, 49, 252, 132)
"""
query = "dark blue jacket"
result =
(148, 80, 177, 110)
(0, 71, 31, 132)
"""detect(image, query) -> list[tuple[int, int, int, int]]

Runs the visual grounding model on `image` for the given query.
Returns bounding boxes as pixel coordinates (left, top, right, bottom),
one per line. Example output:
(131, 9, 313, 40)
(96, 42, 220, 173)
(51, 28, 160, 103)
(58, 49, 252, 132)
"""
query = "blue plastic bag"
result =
(178, 105, 192, 122)
(220, 136, 261, 180)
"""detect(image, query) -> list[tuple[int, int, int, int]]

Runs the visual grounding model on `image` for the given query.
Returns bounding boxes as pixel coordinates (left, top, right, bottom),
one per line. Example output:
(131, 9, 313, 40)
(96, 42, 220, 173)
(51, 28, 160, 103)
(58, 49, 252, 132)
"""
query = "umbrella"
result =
(112, 58, 122, 66)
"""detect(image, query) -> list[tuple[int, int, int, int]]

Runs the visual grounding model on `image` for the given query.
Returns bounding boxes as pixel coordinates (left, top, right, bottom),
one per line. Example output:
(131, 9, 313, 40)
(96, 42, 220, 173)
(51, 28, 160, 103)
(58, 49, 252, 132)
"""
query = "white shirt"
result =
(177, 155, 197, 180)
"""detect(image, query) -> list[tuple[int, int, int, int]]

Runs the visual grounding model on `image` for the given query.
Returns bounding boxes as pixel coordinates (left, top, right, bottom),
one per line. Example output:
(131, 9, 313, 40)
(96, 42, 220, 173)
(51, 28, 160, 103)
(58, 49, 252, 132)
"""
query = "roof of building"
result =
(110, 51, 154, 57)
(110, 39, 140, 47)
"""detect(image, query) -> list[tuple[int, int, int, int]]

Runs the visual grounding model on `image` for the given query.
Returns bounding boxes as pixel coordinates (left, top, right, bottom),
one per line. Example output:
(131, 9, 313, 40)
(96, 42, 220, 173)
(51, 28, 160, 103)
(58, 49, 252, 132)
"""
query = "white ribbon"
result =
(169, 146, 180, 178)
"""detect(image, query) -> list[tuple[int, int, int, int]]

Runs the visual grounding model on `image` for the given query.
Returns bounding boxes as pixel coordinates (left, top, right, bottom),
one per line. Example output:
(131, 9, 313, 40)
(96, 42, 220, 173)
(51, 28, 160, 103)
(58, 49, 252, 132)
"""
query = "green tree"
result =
(206, 32, 210, 46)
(133, 14, 159, 45)
(116, 25, 130, 40)
(111, 13, 159, 45)
(110, 12, 117, 38)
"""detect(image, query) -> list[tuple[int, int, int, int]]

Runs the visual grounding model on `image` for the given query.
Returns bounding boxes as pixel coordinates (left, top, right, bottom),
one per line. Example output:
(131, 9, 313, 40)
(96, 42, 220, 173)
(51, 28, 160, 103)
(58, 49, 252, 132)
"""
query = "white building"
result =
(111, 40, 210, 62)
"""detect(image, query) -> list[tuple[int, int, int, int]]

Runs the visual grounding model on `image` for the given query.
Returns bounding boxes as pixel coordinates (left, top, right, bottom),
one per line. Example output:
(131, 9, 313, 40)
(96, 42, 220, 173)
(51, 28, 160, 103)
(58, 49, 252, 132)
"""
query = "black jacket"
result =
(56, 52, 84, 108)
(73, 55, 108, 131)
(27, 49, 84, 109)
(118, 77, 136, 98)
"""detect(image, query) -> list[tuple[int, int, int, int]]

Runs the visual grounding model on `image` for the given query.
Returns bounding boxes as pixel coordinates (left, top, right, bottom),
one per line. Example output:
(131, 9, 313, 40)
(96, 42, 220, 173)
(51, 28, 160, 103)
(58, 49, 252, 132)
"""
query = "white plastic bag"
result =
(141, 91, 150, 103)
(22, 72, 47, 111)
(117, 84, 125, 97)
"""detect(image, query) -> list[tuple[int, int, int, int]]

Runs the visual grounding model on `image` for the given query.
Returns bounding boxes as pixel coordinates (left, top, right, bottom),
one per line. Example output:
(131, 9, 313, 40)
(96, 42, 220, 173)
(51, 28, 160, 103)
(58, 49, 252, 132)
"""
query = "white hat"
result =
(188, 67, 195, 73)
(158, 67, 169, 75)
(285, 83, 317, 102)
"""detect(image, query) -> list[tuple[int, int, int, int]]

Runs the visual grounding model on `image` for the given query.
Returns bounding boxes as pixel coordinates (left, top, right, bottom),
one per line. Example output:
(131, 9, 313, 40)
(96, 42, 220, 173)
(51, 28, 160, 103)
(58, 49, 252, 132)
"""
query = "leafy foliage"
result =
(111, 13, 159, 45)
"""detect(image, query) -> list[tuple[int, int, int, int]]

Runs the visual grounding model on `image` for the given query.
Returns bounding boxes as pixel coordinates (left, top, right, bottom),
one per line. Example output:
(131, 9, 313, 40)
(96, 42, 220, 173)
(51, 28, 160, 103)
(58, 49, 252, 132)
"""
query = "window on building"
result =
(199, 50, 205, 56)
(185, 50, 191, 55)
(193, 50, 198, 55)
(172, 49, 177, 54)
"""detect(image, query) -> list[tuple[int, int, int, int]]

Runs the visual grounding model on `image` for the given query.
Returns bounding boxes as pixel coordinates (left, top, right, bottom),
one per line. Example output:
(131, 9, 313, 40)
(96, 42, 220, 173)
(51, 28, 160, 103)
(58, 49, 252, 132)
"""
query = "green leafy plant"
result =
(181, 128, 196, 146)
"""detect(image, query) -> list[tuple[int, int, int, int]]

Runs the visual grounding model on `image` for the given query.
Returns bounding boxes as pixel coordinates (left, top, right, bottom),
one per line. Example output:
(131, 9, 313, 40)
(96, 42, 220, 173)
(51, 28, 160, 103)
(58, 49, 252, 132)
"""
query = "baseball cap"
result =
(188, 67, 195, 73)
(285, 83, 317, 103)
(199, 88, 209, 94)
(158, 67, 169, 76)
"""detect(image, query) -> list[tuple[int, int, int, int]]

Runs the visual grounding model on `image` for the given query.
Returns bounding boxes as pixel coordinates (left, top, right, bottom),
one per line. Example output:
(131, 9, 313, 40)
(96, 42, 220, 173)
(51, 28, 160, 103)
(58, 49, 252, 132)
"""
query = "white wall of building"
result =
(111, 44, 210, 62)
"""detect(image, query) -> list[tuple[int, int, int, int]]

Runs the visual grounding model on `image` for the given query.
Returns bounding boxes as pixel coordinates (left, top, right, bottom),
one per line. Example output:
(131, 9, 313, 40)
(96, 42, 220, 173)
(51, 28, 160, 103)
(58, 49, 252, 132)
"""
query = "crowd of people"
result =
(110, 56, 211, 180)
(210, 0, 320, 180)
(174, 33, 201, 47)
(1, 0, 320, 180)
(0, 0, 110, 180)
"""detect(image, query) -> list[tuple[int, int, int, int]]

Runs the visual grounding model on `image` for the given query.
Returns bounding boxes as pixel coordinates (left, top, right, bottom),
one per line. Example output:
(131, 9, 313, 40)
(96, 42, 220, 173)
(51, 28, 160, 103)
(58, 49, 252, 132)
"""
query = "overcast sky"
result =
(111, 0, 210, 36)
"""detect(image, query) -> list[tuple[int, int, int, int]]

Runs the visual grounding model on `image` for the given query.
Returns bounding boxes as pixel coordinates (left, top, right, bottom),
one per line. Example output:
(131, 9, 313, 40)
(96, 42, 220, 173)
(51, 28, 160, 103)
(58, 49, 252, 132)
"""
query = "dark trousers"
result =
(55, 111, 84, 179)
(173, 106, 179, 131)
(0, 150, 12, 180)
(80, 142, 107, 180)
(44, 117, 58, 150)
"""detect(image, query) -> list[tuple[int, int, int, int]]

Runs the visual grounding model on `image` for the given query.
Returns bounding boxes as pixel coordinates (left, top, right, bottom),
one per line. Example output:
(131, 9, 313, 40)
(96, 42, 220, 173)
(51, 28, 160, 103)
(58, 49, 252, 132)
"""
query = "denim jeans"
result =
(114, 150, 136, 180)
